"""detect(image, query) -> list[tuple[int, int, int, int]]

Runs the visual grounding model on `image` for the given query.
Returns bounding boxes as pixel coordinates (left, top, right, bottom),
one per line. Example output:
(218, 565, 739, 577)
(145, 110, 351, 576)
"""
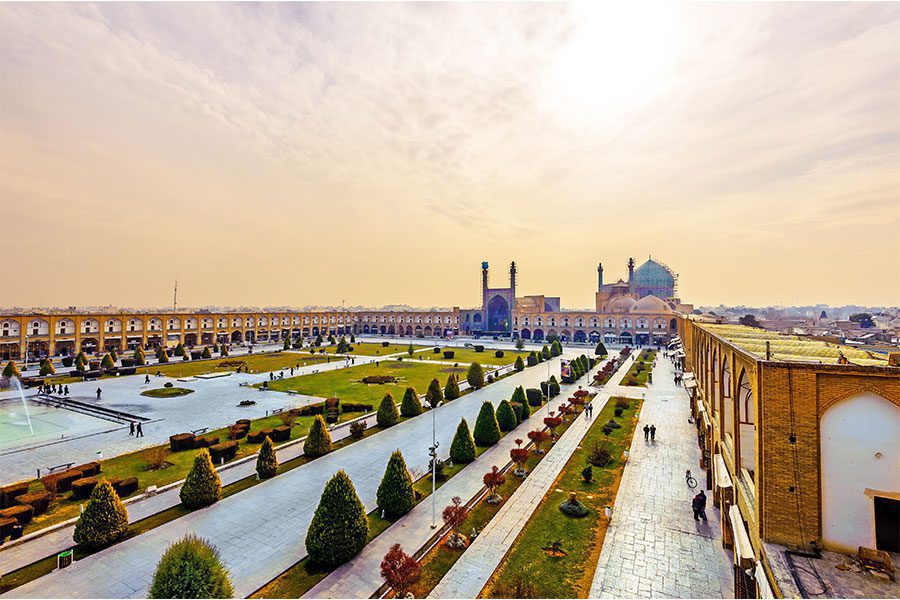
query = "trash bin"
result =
(58, 549, 73, 569)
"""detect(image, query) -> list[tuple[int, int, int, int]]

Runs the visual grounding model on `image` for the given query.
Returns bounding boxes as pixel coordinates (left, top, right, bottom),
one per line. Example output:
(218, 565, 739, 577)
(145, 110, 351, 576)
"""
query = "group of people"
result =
(128, 421, 144, 437)
(642, 423, 657, 442)
(36, 383, 69, 396)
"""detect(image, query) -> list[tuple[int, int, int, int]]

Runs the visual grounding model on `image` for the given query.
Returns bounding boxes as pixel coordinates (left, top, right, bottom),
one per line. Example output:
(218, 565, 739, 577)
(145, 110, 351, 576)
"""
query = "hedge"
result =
(306, 471, 369, 567)
(149, 535, 234, 599)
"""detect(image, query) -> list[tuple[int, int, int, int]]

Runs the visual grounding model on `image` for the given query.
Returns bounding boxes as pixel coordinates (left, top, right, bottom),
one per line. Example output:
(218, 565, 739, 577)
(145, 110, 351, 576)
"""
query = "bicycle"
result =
(685, 469, 698, 489)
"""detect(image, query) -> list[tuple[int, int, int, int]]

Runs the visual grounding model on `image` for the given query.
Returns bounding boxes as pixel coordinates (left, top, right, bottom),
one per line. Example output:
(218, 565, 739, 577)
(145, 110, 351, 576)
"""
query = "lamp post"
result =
(429, 399, 443, 528)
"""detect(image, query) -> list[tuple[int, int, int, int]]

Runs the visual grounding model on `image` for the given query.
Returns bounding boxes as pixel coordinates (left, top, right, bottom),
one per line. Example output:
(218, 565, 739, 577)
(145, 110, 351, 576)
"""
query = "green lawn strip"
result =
(407, 411, 582, 598)
(0, 413, 407, 594)
(481, 397, 642, 599)
(621, 350, 656, 387)
(260, 361, 472, 405)
(12, 409, 369, 535)
(140, 387, 194, 398)
(413, 347, 529, 367)
(298, 342, 428, 357)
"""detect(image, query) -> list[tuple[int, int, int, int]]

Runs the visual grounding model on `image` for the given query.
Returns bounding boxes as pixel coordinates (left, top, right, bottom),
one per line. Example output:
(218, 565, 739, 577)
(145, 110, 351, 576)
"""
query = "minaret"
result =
(627, 257, 635, 293)
(509, 261, 517, 298)
(597, 262, 603, 290)
(481, 261, 489, 292)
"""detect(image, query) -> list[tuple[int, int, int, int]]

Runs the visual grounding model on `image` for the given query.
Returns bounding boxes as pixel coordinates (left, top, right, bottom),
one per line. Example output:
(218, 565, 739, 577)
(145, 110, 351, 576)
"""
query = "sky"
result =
(1, 2, 898, 311)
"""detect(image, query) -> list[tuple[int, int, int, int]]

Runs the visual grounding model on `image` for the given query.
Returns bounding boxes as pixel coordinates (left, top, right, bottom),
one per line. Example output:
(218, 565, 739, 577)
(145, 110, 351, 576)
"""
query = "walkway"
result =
(589, 356, 733, 598)
(426, 354, 637, 599)
(305, 350, 604, 599)
(2, 355, 567, 599)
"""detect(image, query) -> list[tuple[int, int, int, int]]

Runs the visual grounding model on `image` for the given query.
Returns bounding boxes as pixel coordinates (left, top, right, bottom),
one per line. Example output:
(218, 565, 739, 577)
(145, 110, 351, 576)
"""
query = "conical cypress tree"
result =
(158, 349, 170, 363)
(304, 415, 333, 457)
(73, 480, 129, 549)
(400, 387, 423, 417)
(180, 449, 222, 509)
(444, 374, 460, 400)
(425, 377, 443, 407)
(377, 393, 400, 428)
(75, 350, 88, 366)
(39, 359, 55, 376)
(541, 345, 551, 360)
(514, 355, 525, 372)
(306, 471, 369, 567)
(110, 348, 118, 362)
(496, 400, 518, 432)
(527, 351, 537, 367)
(283, 337, 291, 350)
(256, 436, 278, 479)
(101, 353, 115, 370)
(202, 346, 212, 359)
(473, 402, 501, 447)
(174, 343, 186, 357)
(551, 340, 562, 357)
(134, 348, 146, 366)
(595, 342, 608, 357)
(511, 386, 530, 419)
(149, 535, 234, 599)
(376, 450, 415, 519)
(449, 418, 476, 464)
(466, 362, 485, 389)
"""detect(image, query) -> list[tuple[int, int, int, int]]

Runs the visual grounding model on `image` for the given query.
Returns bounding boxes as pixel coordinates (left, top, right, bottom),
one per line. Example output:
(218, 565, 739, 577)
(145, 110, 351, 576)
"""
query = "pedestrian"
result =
(64, 385, 69, 396)
(692, 491, 707, 521)
(96, 387, 102, 400)
(129, 421, 135, 436)
(290, 367, 294, 376)
(145, 375, 150, 384)
(650, 424, 656, 442)
(643, 424, 650, 441)
(136, 421, 144, 437)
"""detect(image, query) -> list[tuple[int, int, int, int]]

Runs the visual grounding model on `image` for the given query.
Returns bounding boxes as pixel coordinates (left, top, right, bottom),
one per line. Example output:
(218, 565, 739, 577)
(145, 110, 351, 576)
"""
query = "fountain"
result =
(10, 376, 35, 435)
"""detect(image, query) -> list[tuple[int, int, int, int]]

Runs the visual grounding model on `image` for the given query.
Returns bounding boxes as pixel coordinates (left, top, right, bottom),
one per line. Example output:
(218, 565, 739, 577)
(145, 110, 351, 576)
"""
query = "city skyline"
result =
(2, 2, 899, 309)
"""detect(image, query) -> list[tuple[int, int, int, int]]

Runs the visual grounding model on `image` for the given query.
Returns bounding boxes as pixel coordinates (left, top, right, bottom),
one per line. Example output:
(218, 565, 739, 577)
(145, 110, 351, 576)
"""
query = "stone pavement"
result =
(426, 354, 635, 599)
(1, 353, 571, 599)
(589, 355, 733, 599)
(305, 349, 603, 599)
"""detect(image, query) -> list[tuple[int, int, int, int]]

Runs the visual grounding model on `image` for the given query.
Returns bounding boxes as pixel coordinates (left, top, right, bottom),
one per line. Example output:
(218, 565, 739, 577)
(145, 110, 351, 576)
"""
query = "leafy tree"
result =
(304, 415, 333, 457)
(400, 387, 423, 417)
(380, 544, 421, 599)
(174, 343, 186, 357)
(256, 436, 278, 479)
(496, 400, 518, 431)
(739, 314, 763, 328)
(201, 346, 212, 359)
(407, 343, 415, 357)
(483, 466, 506, 499)
(595, 342, 608, 357)
(101, 353, 115, 370)
(442, 496, 468, 543)
(527, 429, 550, 453)
(180, 449, 222, 509)
(376, 450, 415, 518)
(283, 337, 291, 350)
(149, 535, 234, 599)
(849, 313, 875, 328)
(336, 336, 351, 353)
(511, 386, 529, 419)
(466, 362, 485, 390)
(306, 471, 369, 567)
(449, 418, 476, 463)
(73, 480, 129, 549)
(541, 345, 551, 360)
(377, 393, 400, 428)
(425, 377, 443, 408)
(39, 359, 55, 376)
(473, 402, 501, 446)
(515, 338, 526, 351)
(443, 374, 460, 400)
(550, 340, 562, 357)
(514, 356, 525, 372)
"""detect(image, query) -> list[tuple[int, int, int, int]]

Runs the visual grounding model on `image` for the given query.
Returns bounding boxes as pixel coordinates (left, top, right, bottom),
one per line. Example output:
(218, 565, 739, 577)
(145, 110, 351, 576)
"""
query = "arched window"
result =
(737, 369, 755, 483)
(722, 362, 735, 448)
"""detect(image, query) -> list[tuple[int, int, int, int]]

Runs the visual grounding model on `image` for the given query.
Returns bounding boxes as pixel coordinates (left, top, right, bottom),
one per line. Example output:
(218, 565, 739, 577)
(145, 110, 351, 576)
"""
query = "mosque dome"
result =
(630, 295, 671, 313)
(632, 259, 675, 293)
(605, 295, 637, 313)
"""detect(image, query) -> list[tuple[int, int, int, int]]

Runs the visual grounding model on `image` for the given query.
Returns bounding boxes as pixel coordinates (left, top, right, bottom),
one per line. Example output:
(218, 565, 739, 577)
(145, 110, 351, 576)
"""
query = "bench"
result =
(47, 462, 76, 474)
(191, 428, 209, 436)
(858, 546, 896, 582)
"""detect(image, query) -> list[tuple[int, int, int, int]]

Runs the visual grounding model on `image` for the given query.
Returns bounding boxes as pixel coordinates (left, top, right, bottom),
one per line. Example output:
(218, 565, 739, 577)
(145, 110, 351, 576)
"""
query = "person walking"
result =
(650, 424, 656, 442)
(96, 387, 102, 400)
(129, 421, 135, 436)
(692, 490, 707, 521)
(136, 421, 144, 437)
(643, 424, 650, 441)
(145, 374, 150, 384)
(64, 385, 69, 396)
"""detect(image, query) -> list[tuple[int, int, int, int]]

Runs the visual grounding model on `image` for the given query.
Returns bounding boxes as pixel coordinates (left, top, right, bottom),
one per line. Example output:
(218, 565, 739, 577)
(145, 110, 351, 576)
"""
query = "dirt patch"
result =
(439, 367, 466, 374)
(360, 375, 398, 384)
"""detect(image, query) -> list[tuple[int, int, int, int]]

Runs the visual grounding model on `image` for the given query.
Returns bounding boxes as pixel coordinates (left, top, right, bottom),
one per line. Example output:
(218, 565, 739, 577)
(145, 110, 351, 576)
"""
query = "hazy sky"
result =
(1, 2, 898, 310)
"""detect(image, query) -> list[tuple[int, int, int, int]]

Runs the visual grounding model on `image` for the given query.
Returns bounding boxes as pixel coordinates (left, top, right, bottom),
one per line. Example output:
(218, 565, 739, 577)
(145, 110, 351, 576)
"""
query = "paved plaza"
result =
(589, 356, 733, 598)
(2, 349, 582, 599)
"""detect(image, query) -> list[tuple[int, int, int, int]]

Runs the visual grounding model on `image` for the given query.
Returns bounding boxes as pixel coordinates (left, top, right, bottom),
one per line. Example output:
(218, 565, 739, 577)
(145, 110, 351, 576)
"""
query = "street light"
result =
(429, 398, 443, 528)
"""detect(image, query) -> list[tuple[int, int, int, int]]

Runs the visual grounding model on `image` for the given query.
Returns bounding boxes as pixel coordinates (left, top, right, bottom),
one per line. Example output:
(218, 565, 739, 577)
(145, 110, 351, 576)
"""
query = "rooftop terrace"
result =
(698, 323, 892, 367)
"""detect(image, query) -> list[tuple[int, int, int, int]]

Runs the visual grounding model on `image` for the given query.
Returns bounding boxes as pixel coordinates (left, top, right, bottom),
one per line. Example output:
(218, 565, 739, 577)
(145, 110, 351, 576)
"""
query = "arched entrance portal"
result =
(487, 295, 510, 332)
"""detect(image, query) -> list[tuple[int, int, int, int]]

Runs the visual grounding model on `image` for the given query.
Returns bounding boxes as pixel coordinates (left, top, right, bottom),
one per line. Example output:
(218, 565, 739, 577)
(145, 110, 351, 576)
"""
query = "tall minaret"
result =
(509, 261, 517, 299)
(627, 258, 635, 287)
(481, 261, 489, 292)
(597, 262, 603, 290)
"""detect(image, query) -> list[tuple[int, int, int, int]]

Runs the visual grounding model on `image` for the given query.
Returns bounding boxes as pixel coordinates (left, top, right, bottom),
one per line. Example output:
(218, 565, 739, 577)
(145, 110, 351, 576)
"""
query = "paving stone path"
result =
(2, 354, 568, 599)
(305, 352, 609, 599)
(589, 355, 733, 599)
(426, 355, 638, 599)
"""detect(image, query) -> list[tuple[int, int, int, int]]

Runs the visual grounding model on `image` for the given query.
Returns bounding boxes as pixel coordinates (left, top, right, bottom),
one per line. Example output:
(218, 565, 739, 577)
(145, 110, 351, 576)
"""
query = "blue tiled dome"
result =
(632, 259, 675, 297)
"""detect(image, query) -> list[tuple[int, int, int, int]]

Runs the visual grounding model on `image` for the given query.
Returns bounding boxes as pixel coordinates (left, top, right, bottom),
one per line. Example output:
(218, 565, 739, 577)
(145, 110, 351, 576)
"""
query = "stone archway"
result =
(520, 328, 531, 340)
(230, 331, 243, 343)
(487, 295, 510, 332)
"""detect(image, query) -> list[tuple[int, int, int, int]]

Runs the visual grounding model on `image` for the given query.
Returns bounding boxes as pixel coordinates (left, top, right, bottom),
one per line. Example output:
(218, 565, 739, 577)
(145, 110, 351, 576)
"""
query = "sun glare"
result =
(548, 2, 679, 122)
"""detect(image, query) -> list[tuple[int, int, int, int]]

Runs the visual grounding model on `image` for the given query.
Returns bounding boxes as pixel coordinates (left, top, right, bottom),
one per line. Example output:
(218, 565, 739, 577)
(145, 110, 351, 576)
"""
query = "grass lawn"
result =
(621, 350, 656, 387)
(140, 387, 194, 398)
(262, 361, 469, 405)
(480, 396, 642, 598)
(300, 342, 428, 357)
(11, 408, 369, 535)
(414, 347, 529, 367)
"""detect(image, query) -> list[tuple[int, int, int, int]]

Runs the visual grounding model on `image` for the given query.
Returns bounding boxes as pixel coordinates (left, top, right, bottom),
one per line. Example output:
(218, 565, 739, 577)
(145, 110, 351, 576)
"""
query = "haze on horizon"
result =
(1, 2, 898, 311)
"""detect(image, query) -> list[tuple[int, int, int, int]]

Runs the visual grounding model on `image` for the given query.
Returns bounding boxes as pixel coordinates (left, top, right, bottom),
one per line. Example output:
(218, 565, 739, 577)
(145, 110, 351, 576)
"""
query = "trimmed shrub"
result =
(473, 402, 501, 447)
(306, 471, 369, 567)
(496, 400, 518, 431)
(449, 418, 476, 464)
(180, 449, 222, 509)
(588, 441, 614, 467)
(158, 350, 169, 364)
(18, 490, 52, 514)
(71, 477, 99, 500)
(111, 477, 139, 497)
(474, 345, 484, 352)
(209, 441, 238, 464)
(541, 345, 551, 360)
(510, 402, 524, 422)
(433, 347, 441, 354)
(377, 450, 415, 519)
(174, 343, 186, 357)
(39, 359, 56, 376)
(377, 393, 400, 428)
(256, 437, 278, 479)
(424, 377, 443, 408)
(101, 354, 115, 370)
(349, 420, 367, 439)
(149, 534, 234, 599)
(514, 355, 525, 372)
(73, 480, 129, 549)
(202, 346, 212, 359)
(494, 350, 504, 358)
(304, 415, 333, 457)
(466, 362, 485, 389)
(3, 360, 20, 378)
(550, 340, 562, 357)
(526, 351, 537, 367)
(400, 387, 423, 417)
(443, 374, 460, 400)
(510, 386, 529, 419)
(442, 350, 455, 359)
(133, 348, 146, 366)
(525, 388, 543, 407)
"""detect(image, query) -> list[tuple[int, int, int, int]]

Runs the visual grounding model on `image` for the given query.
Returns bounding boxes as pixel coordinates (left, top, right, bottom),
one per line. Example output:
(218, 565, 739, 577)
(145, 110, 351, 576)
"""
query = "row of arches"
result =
(518, 316, 677, 330)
